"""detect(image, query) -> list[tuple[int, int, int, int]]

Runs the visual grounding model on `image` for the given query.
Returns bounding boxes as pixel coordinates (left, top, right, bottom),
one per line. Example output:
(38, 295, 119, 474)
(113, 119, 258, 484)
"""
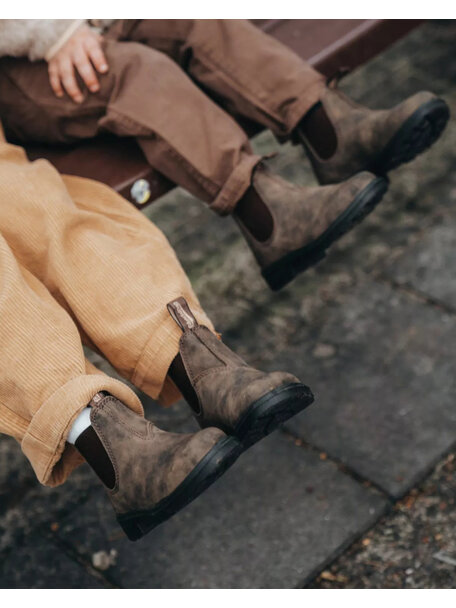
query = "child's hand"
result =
(47, 25, 109, 104)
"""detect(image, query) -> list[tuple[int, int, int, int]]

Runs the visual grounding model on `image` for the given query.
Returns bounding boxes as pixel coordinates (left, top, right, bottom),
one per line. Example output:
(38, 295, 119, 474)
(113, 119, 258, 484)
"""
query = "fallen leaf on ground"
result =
(320, 571, 349, 583)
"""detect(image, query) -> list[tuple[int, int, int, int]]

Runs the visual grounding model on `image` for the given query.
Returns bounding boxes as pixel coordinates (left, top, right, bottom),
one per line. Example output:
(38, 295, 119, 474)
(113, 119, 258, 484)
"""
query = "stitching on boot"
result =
(193, 326, 241, 367)
(193, 368, 232, 425)
(192, 365, 227, 385)
(96, 396, 149, 440)
(179, 328, 227, 385)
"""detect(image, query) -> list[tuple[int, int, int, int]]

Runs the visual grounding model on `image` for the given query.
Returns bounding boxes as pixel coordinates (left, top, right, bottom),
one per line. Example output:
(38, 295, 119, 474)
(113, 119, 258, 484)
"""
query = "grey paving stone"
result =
(283, 280, 456, 498)
(56, 433, 386, 588)
(0, 454, 101, 556)
(0, 533, 104, 588)
(384, 215, 456, 310)
(0, 437, 36, 516)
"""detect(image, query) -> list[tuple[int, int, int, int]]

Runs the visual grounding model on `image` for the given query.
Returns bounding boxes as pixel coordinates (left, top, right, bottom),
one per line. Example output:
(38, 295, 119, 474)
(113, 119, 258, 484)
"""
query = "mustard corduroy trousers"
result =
(0, 132, 213, 488)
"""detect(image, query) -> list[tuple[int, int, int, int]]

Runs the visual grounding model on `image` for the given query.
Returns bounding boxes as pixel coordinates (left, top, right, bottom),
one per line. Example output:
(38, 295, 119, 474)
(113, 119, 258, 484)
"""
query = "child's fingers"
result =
(85, 37, 109, 74)
(59, 57, 84, 103)
(73, 47, 100, 93)
(48, 63, 64, 98)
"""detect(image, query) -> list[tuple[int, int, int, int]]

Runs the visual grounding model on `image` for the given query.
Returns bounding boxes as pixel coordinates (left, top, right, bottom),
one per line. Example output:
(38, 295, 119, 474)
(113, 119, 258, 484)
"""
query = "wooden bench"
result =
(24, 19, 423, 209)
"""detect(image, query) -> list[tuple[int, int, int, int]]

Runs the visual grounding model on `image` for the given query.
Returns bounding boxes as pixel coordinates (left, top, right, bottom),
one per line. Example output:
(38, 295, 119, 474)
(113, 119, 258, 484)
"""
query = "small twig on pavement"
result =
(433, 551, 456, 567)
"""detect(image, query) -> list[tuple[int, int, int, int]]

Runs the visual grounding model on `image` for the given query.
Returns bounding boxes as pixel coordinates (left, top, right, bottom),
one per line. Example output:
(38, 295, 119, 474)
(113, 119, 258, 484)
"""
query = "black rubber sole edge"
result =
(262, 176, 388, 291)
(371, 98, 450, 176)
(233, 382, 314, 449)
(117, 436, 242, 541)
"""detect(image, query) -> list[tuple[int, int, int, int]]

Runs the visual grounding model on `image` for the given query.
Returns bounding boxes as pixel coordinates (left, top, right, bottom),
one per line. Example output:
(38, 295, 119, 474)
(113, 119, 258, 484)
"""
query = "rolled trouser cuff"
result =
(209, 153, 262, 216)
(276, 76, 327, 137)
(22, 375, 143, 487)
(132, 300, 215, 405)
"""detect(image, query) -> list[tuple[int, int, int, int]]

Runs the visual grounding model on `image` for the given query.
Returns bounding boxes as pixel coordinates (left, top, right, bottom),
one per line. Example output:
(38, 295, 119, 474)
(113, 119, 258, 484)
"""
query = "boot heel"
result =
(118, 507, 176, 541)
(262, 248, 326, 291)
(117, 516, 147, 542)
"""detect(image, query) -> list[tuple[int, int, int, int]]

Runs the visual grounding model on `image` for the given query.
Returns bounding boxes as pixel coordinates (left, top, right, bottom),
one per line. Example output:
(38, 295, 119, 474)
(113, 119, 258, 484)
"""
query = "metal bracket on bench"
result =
(130, 178, 152, 206)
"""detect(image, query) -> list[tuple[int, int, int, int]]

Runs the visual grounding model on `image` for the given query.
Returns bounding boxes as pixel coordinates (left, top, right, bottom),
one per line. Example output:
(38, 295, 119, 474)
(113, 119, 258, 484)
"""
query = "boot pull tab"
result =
(326, 66, 351, 89)
(167, 297, 198, 332)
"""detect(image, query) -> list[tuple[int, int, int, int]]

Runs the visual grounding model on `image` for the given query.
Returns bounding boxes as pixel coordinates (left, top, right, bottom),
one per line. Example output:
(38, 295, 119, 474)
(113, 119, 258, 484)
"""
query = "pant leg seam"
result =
(188, 40, 325, 135)
(106, 106, 221, 197)
(188, 41, 289, 129)
(0, 399, 29, 424)
(131, 323, 170, 388)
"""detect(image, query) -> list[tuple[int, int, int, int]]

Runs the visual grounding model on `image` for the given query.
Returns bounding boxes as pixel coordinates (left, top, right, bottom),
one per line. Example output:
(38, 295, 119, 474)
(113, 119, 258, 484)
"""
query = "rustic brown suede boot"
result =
(167, 298, 314, 448)
(294, 87, 450, 185)
(77, 392, 241, 541)
(235, 164, 388, 290)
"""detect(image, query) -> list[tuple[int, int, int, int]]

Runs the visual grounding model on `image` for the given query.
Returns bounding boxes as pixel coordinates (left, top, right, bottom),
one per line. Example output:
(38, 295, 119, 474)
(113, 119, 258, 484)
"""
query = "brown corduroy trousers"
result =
(0, 19, 325, 215)
(0, 133, 214, 487)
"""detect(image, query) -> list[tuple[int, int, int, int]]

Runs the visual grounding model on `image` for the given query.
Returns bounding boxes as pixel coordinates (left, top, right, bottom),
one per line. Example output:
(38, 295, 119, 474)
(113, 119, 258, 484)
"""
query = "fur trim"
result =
(89, 19, 116, 30)
(45, 20, 85, 60)
(0, 19, 82, 61)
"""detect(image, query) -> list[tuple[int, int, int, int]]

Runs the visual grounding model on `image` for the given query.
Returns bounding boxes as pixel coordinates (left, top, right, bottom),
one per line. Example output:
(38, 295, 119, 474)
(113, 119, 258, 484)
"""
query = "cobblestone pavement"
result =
(0, 20, 455, 588)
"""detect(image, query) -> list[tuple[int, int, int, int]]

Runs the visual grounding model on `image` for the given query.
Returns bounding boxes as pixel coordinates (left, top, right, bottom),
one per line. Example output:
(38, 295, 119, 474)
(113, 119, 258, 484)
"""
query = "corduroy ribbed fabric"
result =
(0, 134, 214, 487)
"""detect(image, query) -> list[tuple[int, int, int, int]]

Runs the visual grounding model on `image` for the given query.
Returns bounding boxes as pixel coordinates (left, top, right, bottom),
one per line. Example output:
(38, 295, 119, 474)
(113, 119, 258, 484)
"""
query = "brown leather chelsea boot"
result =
(295, 87, 450, 185)
(167, 297, 314, 448)
(235, 164, 388, 291)
(76, 392, 241, 541)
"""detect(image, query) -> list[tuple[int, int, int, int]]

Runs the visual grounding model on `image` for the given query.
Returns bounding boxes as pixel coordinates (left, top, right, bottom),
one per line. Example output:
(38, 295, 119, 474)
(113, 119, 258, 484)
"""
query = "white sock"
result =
(67, 407, 92, 445)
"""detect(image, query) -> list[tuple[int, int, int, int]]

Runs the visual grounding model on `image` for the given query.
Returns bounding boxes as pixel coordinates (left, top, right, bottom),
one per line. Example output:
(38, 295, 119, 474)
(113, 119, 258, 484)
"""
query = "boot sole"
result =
(371, 98, 450, 175)
(233, 382, 314, 449)
(117, 436, 242, 541)
(262, 176, 388, 291)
